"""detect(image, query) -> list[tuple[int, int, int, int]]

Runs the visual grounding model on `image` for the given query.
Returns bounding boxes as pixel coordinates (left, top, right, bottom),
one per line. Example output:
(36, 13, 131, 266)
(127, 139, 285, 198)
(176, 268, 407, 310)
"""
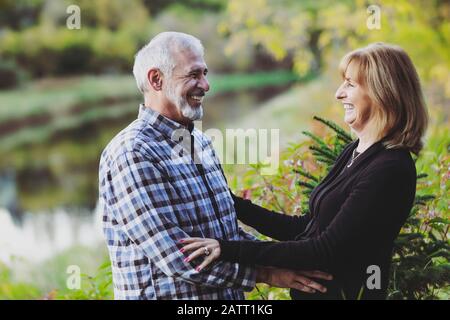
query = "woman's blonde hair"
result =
(339, 42, 428, 155)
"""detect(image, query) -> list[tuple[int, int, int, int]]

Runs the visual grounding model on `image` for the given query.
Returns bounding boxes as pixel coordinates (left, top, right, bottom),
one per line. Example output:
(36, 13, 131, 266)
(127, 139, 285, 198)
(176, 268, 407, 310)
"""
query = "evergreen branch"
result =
(313, 116, 353, 143)
(414, 194, 436, 206)
(292, 168, 319, 182)
(316, 156, 335, 166)
(301, 130, 331, 151)
(309, 145, 337, 162)
(297, 180, 317, 190)
(417, 173, 428, 180)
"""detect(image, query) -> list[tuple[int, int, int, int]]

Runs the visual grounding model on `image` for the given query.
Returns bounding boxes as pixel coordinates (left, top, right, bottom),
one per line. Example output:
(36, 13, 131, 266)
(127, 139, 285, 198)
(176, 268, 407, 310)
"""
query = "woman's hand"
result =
(179, 237, 221, 271)
(179, 238, 333, 293)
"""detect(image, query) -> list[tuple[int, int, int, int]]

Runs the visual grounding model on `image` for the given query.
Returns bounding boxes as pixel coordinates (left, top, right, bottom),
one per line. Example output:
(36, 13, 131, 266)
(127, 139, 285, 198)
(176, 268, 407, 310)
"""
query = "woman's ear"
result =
(147, 69, 163, 91)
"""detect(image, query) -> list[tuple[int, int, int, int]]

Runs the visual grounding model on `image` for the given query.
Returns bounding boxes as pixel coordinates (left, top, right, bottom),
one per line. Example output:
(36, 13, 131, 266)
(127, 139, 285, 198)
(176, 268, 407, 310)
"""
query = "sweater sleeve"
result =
(231, 192, 311, 241)
(220, 161, 415, 270)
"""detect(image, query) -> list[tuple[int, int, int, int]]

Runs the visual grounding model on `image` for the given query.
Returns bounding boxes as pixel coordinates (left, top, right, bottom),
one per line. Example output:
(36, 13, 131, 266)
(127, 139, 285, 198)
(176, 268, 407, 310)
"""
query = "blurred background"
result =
(0, 0, 448, 299)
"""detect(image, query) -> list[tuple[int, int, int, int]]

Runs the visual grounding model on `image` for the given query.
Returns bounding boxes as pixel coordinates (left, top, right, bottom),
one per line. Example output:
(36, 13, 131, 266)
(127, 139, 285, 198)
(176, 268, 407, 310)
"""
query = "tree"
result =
(219, 0, 450, 98)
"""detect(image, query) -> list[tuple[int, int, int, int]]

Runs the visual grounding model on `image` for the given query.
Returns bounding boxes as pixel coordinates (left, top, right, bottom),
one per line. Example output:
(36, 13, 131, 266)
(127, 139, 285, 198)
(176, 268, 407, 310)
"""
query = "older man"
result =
(99, 32, 328, 300)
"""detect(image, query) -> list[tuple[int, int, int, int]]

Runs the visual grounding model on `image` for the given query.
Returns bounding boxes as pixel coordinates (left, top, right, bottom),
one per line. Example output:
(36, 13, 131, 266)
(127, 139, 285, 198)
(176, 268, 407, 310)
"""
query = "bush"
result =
(55, 260, 113, 300)
(0, 262, 42, 299)
(388, 125, 450, 299)
(0, 26, 145, 77)
(0, 59, 28, 89)
(57, 44, 93, 75)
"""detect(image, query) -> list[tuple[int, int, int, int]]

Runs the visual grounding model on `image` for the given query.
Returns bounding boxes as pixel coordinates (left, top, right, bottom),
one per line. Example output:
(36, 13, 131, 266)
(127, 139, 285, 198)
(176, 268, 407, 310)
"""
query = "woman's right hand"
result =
(256, 267, 332, 294)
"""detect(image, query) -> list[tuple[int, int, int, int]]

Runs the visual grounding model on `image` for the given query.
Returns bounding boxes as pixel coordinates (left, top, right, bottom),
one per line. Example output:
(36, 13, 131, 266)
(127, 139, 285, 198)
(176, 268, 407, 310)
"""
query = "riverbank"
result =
(0, 71, 304, 125)
(0, 71, 306, 152)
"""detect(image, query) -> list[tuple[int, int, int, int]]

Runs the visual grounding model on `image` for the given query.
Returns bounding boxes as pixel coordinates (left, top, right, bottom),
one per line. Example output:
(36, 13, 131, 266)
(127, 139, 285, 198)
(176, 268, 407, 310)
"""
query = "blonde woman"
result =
(180, 43, 428, 300)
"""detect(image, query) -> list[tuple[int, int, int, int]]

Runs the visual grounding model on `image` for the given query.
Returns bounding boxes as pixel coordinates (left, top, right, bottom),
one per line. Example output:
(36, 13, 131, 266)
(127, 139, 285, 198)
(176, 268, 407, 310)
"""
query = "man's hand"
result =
(256, 267, 332, 294)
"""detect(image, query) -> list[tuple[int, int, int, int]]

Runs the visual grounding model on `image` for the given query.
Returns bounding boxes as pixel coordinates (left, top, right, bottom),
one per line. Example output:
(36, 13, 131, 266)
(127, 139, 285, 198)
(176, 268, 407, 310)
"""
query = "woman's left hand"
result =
(179, 237, 221, 271)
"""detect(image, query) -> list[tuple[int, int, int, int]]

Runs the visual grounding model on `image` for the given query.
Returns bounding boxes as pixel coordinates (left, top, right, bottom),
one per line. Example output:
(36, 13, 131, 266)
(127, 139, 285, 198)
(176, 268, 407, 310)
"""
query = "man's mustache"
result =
(189, 90, 206, 96)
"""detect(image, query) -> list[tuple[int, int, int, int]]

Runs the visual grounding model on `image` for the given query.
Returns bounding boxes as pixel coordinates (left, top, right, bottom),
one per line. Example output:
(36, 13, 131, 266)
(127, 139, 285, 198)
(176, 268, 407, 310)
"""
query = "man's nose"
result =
(199, 76, 210, 92)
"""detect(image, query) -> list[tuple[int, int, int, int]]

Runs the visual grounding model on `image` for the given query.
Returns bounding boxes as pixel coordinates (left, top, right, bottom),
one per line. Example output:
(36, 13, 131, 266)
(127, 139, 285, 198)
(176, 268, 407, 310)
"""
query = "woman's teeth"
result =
(344, 103, 354, 111)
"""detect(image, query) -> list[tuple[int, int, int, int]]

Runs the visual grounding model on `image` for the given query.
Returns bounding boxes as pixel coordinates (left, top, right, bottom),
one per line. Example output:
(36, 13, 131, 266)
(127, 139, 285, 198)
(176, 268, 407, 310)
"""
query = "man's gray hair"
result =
(132, 32, 204, 94)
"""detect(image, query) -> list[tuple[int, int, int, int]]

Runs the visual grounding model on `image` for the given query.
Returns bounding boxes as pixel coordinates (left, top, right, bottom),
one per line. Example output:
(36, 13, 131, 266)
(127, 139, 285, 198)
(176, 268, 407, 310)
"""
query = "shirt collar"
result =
(138, 104, 194, 141)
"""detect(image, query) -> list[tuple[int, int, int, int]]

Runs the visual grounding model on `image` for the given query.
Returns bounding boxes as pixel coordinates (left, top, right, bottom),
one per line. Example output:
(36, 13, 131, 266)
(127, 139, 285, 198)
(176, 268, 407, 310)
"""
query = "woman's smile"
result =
(343, 102, 356, 123)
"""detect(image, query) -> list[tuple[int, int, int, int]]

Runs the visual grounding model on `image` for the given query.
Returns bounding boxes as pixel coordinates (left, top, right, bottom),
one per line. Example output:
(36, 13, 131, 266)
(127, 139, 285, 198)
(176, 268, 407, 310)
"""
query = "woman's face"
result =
(335, 62, 373, 132)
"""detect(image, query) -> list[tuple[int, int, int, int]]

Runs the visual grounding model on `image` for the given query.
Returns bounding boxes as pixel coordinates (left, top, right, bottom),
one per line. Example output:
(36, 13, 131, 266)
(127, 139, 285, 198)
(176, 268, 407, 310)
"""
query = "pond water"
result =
(0, 84, 290, 264)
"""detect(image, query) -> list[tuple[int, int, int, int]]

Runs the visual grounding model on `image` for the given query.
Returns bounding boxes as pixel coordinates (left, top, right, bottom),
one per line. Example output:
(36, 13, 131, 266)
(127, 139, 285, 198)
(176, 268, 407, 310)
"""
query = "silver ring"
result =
(204, 247, 210, 256)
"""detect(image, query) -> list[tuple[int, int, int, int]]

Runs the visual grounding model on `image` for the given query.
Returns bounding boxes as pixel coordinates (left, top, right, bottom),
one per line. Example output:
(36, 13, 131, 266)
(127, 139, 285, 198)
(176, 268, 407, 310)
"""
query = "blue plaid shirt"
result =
(99, 104, 256, 300)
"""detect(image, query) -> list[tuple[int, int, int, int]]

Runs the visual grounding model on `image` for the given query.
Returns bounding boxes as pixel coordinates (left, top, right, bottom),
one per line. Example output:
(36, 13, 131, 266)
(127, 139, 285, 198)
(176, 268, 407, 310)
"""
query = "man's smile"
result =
(187, 92, 205, 106)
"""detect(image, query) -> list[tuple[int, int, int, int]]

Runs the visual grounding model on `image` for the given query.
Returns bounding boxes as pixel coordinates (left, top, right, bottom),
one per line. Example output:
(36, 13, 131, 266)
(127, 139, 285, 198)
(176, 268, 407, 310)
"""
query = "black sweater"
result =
(222, 140, 416, 300)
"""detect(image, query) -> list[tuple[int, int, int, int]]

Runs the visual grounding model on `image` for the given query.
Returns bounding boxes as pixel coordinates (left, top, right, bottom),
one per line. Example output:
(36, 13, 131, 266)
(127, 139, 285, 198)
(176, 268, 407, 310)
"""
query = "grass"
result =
(0, 100, 138, 151)
(0, 76, 138, 123)
(208, 70, 311, 95)
(1, 243, 109, 300)
(0, 71, 305, 152)
(0, 70, 303, 124)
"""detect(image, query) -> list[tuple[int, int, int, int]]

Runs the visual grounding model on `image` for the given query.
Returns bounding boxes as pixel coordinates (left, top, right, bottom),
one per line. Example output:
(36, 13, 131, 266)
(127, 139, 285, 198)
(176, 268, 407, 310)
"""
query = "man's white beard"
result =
(166, 83, 203, 121)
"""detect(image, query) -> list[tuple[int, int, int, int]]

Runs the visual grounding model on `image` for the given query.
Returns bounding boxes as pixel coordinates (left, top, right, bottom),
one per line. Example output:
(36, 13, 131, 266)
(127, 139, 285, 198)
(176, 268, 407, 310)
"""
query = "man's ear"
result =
(147, 69, 163, 91)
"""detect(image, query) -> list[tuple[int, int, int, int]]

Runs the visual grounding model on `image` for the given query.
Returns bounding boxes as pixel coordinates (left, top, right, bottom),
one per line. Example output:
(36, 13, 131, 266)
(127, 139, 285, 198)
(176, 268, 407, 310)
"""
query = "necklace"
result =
(347, 148, 362, 168)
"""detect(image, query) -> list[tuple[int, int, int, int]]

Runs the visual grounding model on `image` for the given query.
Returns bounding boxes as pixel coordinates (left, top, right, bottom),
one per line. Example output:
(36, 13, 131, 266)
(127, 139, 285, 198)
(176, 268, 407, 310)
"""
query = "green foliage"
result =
(388, 125, 450, 299)
(0, 244, 112, 300)
(208, 70, 308, 95)
(246, 284, 291, 300)
(0, 0, 44, 31)
(0, 71, 301, 155)
(238, 116, 449, 300)
(56, 260, 113, 300)
(0, 0, 152, 77)
(220, 0, 450, 97)
(145, 0, 226, 15)
(0, 262, 42, 299)
(0, 26, 146, 77)
(0, 59, 28, 89)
